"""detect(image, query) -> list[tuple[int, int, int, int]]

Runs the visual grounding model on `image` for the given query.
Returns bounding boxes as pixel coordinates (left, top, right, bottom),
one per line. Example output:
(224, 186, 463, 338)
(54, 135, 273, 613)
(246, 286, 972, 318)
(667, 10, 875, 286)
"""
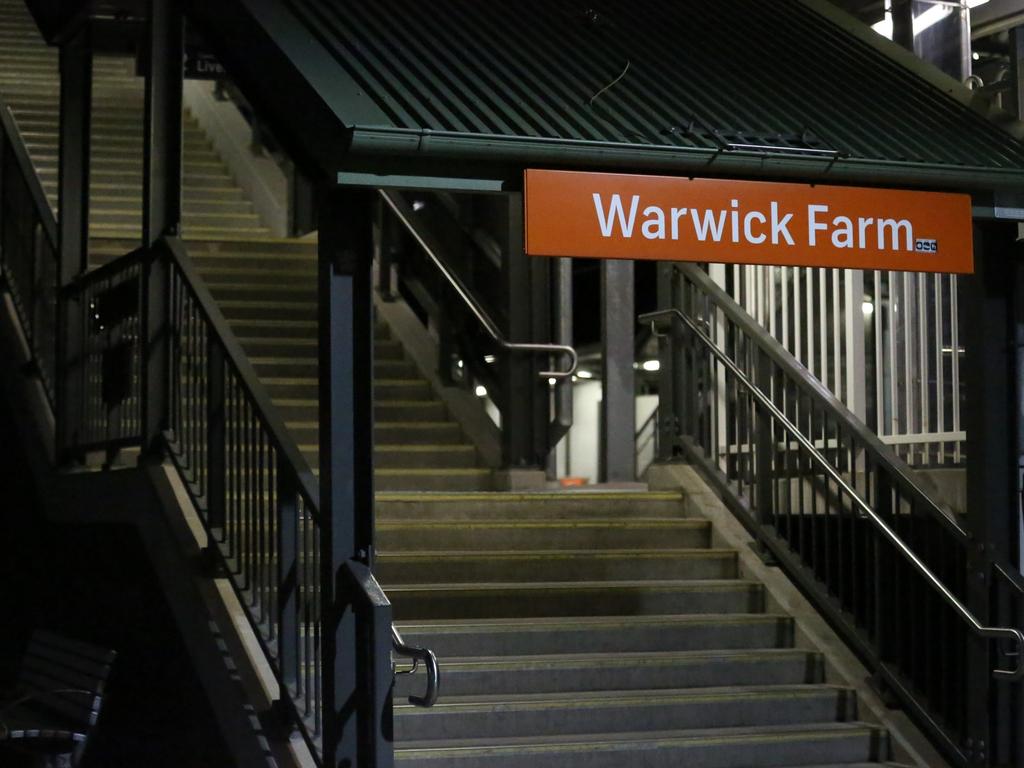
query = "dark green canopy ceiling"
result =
(186, 0, 1024, 192)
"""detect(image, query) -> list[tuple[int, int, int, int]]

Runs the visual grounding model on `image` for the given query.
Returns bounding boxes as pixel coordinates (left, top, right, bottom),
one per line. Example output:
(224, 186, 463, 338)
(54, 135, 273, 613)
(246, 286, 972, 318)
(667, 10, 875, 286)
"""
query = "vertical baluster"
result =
(314, 523, 322, 738)
(755, 348, 774, 547)
(258, 430, 266, 624)
(207, 331, 225, 533)
(277, 459, 299, 699)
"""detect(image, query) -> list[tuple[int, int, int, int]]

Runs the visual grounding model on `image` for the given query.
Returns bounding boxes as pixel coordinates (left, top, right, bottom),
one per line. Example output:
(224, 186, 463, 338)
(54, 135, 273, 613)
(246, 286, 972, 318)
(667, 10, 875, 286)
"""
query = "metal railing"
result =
(717, 262, 965, 466)
(379, 189, 577, 380)
(57, 237, 441, 762)
(60, 249, 146, 454)
(644, 262, 1024, 766)
(635, 406, 659, 479)
(0, 103, 59, 406)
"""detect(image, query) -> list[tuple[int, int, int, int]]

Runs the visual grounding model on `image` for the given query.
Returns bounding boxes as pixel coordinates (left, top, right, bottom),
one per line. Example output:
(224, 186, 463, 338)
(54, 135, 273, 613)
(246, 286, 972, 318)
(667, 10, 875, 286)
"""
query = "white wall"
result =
(554, 381, 658, 484)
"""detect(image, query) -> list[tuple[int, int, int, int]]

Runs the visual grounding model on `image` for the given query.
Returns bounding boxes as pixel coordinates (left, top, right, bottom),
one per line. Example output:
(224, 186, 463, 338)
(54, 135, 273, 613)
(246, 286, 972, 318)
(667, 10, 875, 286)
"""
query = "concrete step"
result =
(375, 468, 493, 492)
(248, 357, 405, 379)
(195, 264, 315, 285)
(374, 400, 449, 422)
(387, 580, 763, 620)
(376, 518, 710, 551)
(375, 445, 478, 470)
(374, 422, 465, 446)
(220, 300, 318, 321)
(376, 548, 737, 583)
(394, 685, 856, 742)
(394, 647, 818, 698)
(265, 377, 431, 401)
(394, 723, 889, 767)
(375, 492, 688, 520)
(230, 320, 317, 340)
(395, 614, 795, 657)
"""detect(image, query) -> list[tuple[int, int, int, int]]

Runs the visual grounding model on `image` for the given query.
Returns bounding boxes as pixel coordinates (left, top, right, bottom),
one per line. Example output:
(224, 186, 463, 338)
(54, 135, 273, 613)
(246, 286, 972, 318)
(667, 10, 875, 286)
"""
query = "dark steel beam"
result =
(963, 220, 1020, 764)
(318, 187, 381, 767)
(600, 259, 635, 483)
(143, 0, 183, 243)
(140, 0, 183, 453)
(56, 26, 92, 460)
(57, 29, 91, 285)
(501, 193, 548, 469)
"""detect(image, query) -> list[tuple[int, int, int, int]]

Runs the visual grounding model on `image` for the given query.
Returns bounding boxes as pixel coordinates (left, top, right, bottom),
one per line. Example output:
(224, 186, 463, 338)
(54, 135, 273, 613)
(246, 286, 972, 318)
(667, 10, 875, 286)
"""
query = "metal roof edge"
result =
(238, 0, 391, 128)
(346, 126, 1024, 193)
(797, 0, 1024, 141)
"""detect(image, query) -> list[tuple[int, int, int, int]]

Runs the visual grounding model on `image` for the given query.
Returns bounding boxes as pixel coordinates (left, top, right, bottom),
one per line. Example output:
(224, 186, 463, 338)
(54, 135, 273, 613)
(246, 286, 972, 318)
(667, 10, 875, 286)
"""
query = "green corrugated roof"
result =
(188, 0, 1024, 191)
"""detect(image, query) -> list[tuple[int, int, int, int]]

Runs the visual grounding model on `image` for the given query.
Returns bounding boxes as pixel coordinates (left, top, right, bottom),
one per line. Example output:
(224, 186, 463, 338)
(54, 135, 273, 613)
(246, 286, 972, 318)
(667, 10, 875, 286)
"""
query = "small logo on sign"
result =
(915, 238, 939, 253)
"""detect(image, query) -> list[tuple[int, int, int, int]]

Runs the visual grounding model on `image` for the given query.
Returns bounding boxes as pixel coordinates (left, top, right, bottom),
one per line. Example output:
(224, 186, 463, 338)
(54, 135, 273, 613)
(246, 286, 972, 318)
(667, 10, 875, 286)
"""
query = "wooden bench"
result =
(0, 631, 116, 768)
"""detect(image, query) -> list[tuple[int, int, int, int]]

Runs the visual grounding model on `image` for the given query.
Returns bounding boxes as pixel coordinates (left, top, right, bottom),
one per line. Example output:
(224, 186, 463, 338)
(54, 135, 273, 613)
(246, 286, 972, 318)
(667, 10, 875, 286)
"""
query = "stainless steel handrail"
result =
(642, 306, 1024, 681)
(672, 263, 969, 540)
(379, 190, 578, 380)
(391, 626, 440, 707)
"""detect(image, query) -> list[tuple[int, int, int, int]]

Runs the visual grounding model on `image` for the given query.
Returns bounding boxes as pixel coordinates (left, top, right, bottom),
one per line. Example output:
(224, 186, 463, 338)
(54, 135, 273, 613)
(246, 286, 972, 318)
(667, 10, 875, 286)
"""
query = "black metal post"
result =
(1007, 27, 1024, 121)
(319, 187, 386, 768)
(601, 259, 635, 482)
(754, 348, 775, 550)
(55, 27, 92, 461)
(206, 332, 226, 530)
(964, 221, 1020, 765)
(276, 458, 299, 700)
(549, 257, 573, 465)
(140, 0, 183, 455)
(656, 263, 684, 461)
(501, 192, 548, 469)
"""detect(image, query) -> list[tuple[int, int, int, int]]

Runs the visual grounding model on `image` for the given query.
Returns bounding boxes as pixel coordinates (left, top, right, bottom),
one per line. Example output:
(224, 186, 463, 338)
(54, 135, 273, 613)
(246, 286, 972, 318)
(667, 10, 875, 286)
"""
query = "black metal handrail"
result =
(643, 304, 1024, 680)
(52, 236, 439, 766)
(0, 100, 59, 406)
(0, 105, 57, 249)
(163, 236, 320, 508)
(645, 261, 1023, 765)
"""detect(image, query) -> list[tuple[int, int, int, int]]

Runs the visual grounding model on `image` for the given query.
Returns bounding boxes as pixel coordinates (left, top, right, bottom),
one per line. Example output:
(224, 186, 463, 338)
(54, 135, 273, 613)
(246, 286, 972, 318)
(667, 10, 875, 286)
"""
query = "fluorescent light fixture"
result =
(475, 385, 487, 397)
(641, 359, 661, 372)
(483, 355, 496, 364)
(577, 370, 594, 379)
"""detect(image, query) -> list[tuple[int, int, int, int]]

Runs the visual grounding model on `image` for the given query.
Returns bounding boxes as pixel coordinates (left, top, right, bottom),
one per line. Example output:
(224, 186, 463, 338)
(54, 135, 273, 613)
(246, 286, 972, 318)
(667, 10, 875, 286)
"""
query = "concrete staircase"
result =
(0, 0, 491, 491)
(383, 492, 909, 767)
(1, 3, 918, 766)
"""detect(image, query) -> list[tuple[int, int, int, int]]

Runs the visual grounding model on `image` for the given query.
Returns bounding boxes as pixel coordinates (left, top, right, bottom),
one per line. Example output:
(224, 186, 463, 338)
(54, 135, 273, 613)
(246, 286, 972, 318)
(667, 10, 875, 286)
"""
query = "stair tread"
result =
(377, 518, 707, 529)
(396, 720, 880, 752)
(388, 579, 759, 592)
(397, 613, 784, 632)
(424, 647, 812, 671)
(379, 548, 736, 559)
(397, 683, 847, 711)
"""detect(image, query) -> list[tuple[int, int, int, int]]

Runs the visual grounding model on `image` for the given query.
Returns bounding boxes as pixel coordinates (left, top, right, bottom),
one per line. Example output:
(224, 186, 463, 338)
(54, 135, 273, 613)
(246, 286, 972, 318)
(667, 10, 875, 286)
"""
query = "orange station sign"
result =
(524, 170, 974, 274)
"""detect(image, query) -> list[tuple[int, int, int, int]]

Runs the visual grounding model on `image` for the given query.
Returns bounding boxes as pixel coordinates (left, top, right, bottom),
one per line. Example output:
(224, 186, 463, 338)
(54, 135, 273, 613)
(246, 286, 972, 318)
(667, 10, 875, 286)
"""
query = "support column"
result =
(656, 263, 683, 462)
(318, 188, 383, 768)
(501, 192, 548, 470)
(56, 27, 92, 459)
(600, 259, 635, 482)
(1008, 27, 1024, 121)
(140, 0, 183, 454)
(963, 221, 1019, 764)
